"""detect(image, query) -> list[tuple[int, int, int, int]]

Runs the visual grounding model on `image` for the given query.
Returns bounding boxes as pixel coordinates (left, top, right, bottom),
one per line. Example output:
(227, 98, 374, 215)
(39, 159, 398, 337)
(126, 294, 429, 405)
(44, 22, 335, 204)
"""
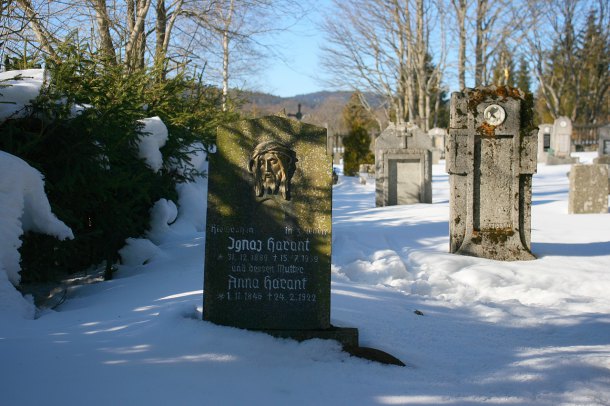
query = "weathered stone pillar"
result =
(446, 86, 537, 261)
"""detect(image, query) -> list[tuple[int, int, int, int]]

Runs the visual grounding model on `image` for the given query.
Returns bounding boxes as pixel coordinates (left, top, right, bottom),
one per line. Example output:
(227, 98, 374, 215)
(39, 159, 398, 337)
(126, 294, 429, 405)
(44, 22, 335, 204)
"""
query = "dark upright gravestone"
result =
(203, 115, 332, 331)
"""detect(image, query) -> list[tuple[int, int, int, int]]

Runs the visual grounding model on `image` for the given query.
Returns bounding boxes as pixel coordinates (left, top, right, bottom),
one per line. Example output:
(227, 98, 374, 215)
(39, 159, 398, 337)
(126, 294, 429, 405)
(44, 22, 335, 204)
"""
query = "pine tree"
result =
(576, 10, 610, 124)
(516, 56, 531, 94)
(536, 5, 609, 125)
(0, 37, 229, 283)
(341, 92, 375, 176)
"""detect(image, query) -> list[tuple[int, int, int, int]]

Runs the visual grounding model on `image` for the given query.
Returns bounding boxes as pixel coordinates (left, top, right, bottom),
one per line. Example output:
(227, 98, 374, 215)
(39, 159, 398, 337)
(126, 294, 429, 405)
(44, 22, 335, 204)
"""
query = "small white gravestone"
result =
(547, 116, 579, 165)
(429, 127, 447, 161)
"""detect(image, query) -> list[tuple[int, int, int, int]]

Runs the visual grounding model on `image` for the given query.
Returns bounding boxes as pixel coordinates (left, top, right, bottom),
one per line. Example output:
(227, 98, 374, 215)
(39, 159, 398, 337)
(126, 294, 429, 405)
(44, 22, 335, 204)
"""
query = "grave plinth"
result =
(375, 123, 433, 206)
(446, 86, 537, 261)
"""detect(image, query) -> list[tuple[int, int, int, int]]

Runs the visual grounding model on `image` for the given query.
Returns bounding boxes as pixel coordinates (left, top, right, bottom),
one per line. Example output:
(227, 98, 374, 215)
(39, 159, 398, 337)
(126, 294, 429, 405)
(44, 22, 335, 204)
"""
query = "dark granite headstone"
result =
(203, 115, 332, 330)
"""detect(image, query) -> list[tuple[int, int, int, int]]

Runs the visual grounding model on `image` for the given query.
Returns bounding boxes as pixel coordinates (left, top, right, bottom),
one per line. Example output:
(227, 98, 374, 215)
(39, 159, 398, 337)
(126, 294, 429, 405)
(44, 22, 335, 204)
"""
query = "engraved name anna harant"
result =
(248, 140, 297, 200)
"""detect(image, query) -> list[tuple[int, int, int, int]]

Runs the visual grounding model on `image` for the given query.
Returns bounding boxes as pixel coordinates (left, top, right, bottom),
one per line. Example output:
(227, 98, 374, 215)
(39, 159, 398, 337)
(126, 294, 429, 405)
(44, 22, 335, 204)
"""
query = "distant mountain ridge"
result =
(236, 90, 386, 135)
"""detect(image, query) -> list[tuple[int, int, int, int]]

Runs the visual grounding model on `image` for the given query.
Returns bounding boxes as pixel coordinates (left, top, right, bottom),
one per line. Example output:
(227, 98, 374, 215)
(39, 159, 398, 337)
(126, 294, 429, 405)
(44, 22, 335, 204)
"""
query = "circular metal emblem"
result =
(483, 104, 506, 126)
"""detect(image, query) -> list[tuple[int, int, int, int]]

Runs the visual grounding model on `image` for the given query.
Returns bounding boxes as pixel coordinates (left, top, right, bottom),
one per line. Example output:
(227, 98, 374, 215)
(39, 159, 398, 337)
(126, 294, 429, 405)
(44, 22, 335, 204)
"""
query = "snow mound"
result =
(119, 238, 166, 266)
(0, 69, 45, 121)
(0, 150, 73, 319)
(137, 116, 168, 172)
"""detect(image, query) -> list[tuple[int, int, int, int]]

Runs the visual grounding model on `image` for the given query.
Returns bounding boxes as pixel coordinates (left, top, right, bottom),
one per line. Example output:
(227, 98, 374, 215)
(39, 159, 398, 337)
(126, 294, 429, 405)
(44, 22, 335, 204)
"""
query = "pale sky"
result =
(256, 2, 331, 97)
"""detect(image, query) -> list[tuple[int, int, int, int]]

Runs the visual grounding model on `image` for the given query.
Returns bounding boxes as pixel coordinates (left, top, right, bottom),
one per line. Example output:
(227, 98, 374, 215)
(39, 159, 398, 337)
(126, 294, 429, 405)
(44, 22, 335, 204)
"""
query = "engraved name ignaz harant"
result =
(248, 140, 298, 200)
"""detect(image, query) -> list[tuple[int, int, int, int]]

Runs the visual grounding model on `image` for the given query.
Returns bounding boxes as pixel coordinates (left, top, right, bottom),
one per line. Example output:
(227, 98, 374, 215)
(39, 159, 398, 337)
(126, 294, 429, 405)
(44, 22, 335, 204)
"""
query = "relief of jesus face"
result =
(248, 141, 297, 201)
(259, 151, 283, 193)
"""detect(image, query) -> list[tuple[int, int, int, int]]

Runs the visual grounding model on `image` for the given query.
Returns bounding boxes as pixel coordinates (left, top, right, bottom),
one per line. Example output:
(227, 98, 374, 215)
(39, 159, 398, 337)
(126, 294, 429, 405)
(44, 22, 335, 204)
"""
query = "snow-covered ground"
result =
(1, 148, 609, 405)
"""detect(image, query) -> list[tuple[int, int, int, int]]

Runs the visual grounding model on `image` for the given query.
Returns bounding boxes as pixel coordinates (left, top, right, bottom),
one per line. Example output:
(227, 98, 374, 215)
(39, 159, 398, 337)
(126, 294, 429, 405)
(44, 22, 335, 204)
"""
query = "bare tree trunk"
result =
(221, 0, 235, 112)
(15, 0, 58, 61)
(155, 0, 167, 66)
(475, 0, 487, 86)
(451, 0, 467, 90)
(161, 0, 184, 59)
(403, 0, 415, 123)
(125, 0, 152, 71)
(415, 0, 427, 129)
(89, 0, 116, 64)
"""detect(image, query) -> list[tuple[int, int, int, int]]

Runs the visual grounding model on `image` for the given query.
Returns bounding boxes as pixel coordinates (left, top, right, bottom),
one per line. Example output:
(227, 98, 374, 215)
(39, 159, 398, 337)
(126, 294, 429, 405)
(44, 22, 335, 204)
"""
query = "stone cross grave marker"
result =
(203, 115, 332, 331)
(446, 86, 537, 261)
(375, 122, 432, 206)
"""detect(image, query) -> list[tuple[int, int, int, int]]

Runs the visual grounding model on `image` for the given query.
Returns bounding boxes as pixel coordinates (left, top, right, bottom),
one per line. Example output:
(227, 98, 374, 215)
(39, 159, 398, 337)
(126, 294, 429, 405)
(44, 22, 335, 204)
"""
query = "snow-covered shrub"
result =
(0, 41, 231, 283)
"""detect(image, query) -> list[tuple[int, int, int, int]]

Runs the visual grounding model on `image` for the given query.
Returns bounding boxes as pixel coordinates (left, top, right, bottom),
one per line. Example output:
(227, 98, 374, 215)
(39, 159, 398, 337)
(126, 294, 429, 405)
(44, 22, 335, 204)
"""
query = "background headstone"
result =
(594, 125, 610, 193)
(375, 123, 432, 206)
(428, 127, 447, 161)
(547, 116, 579, 165)
(203, 115, 332, 330)
(358, 163, 375, 185)
(537, 123, 553, 163)
(568, 164, 609, 214)
(446, 86, 537, 261)
(597, 124, 610, 158)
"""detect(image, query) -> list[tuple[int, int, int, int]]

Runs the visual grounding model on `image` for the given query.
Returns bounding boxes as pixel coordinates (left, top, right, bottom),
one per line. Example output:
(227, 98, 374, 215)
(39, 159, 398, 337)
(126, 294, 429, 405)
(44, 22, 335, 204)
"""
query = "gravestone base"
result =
(455, 231, 536, 261)
(259, 325, 359, 348)
(568, 164, 609, 214)
(546, 155, 579, 165)
(259, 325, 405, 366)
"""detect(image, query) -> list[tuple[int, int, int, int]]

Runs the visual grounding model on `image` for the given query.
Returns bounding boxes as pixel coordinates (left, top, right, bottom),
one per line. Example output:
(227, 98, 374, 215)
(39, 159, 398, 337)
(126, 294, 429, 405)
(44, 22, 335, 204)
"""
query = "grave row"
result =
(201, 86, 609, 360)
